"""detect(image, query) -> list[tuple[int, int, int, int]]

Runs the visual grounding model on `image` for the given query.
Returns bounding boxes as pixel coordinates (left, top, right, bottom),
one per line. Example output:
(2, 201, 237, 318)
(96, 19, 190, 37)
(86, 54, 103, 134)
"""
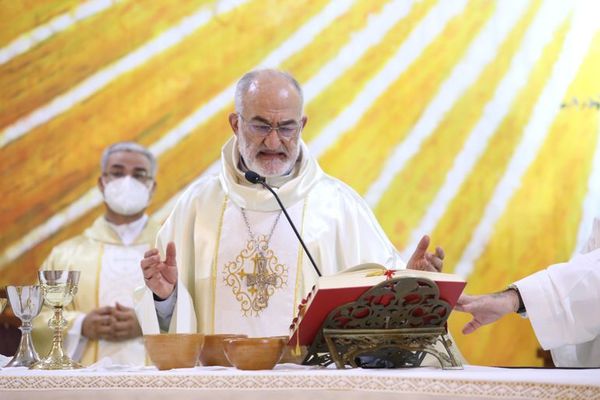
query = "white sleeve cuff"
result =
(514, 250, 600, 349)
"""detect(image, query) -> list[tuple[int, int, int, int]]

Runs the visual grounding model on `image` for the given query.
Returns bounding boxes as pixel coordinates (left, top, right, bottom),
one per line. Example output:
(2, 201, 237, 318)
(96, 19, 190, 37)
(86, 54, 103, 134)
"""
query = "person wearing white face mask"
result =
(32, 142, 161, 366)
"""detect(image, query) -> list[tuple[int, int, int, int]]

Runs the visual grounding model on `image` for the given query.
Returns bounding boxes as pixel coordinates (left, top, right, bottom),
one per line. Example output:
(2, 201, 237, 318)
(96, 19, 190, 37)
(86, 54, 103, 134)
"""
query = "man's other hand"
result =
(82, 306, 114, 340)
(111, 302, 142, 341)
(455, 291, 519, 334)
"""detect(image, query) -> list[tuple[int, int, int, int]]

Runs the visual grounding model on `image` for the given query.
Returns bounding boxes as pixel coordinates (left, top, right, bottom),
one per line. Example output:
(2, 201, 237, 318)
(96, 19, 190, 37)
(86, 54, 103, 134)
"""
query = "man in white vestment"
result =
(33, 142, 161, 366)
(456, 217, 600, 367)
(137, 69, 445, 340)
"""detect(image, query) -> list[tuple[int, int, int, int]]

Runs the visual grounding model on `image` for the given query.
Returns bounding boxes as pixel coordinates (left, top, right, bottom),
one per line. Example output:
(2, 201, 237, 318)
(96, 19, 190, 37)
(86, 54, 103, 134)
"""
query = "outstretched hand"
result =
(406, 235, 444, 272)
(140, 241, 178, 300)
(455, 291, 519, 334)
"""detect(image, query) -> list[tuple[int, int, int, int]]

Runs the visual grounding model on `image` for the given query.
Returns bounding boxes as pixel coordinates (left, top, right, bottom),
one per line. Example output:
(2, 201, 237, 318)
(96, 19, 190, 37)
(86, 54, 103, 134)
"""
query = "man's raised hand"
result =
(140, 241, 178, 299)
(406, 235, 444, 272)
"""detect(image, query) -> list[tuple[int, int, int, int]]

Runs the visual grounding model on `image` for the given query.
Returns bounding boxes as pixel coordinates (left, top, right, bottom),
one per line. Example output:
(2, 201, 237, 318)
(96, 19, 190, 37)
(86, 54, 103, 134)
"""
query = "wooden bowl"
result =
(144, 333, 204, 370)
(223, 337, 286, 370)
(199, 334, 247, 366)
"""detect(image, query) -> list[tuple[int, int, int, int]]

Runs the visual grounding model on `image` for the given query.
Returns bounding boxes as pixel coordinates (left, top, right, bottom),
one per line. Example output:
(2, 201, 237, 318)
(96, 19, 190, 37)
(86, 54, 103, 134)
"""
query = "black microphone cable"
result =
(244, 170, 322, 277)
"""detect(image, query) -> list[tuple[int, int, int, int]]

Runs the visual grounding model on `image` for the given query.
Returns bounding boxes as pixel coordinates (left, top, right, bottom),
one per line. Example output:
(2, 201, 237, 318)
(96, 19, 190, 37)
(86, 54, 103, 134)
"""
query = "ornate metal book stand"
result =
(302, 276, 463, 369)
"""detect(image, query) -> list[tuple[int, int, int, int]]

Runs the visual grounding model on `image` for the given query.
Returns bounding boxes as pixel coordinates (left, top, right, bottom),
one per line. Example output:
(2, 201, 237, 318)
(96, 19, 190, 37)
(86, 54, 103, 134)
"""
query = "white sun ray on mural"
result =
(400, 0, 572, 262)
(0, 0, 250, 148)
(0, 0, 356, 268)
(0, 0, 122, 66)
(454, 0, 598, 278)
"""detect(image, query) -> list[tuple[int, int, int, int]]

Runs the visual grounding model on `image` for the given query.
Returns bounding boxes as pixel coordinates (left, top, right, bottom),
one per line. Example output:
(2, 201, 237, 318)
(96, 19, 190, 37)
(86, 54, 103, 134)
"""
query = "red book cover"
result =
(288, 265, 466, 347)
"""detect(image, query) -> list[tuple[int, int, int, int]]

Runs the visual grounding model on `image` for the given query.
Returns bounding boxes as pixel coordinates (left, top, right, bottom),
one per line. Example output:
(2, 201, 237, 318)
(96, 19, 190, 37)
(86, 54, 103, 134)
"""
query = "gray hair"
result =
(234, 69, 304, 114)
(101, 141, 157, 177)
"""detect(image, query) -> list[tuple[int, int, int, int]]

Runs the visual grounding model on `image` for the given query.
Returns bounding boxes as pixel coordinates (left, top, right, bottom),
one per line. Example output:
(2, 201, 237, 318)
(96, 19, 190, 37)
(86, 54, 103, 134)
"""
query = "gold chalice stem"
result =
(47, 307, 68, 361)
(31, 305, 82, 369)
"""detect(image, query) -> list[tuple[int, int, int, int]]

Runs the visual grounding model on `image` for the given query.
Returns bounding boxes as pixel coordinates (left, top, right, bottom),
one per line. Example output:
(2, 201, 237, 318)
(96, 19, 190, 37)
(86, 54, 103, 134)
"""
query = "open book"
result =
(288, 263, 466, 347)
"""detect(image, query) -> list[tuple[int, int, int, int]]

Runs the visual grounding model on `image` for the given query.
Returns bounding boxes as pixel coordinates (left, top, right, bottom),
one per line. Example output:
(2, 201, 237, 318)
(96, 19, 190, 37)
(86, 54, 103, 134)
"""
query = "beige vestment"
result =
(33, 216, 161, 366)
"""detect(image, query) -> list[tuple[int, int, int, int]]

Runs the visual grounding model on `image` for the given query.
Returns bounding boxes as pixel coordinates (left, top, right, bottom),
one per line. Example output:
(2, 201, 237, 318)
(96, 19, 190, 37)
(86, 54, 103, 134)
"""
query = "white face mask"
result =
(103, 176, 151, 216)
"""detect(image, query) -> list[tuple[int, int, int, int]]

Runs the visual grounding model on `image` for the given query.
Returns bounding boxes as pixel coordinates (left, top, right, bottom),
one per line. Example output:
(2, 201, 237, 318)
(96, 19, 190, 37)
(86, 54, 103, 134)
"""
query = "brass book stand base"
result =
(302, 276, 463, 370)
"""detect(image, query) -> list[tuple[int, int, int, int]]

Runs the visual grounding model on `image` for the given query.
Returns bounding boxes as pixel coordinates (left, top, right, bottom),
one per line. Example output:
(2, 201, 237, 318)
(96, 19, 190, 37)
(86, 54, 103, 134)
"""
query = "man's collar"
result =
(219, 136, 323, 212)
(105, 214, 148, 246)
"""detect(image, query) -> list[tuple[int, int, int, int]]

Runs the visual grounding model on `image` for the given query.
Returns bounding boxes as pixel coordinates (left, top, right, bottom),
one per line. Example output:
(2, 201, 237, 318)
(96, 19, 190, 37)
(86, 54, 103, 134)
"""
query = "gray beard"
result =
(238, 156, 295, 178)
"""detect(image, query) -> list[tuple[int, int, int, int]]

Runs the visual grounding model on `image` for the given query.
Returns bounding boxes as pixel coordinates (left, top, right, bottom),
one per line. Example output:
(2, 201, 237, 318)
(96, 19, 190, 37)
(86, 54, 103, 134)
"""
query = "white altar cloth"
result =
(1, 364, 599, 400)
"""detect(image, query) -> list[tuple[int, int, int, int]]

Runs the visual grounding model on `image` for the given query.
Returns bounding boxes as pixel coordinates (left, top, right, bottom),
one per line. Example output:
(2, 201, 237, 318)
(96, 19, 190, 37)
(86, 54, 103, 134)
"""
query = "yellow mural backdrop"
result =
(1, 0, 599, 367)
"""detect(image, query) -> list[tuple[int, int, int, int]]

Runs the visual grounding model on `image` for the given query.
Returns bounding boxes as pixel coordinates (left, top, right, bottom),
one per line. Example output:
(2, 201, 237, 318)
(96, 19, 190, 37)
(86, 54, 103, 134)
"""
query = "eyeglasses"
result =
(103, 171, 153, 185)
(238, 114, 301, 139)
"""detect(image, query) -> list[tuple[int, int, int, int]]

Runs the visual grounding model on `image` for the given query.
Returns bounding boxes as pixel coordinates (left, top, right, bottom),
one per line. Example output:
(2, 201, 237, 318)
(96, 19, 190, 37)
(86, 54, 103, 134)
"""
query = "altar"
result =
(1, 364, 599, 400)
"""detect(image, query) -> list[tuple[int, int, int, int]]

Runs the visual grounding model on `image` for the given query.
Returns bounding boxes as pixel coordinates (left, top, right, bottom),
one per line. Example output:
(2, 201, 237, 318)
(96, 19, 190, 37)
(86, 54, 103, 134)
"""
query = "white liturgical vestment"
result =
(96, 242, 148, 363)
(135, 138, 406, 337)
(514, 217, 600, 367)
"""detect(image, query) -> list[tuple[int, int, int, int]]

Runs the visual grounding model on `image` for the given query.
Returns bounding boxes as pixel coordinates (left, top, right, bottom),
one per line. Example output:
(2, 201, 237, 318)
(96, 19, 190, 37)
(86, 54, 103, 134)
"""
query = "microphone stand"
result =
(246, 171, 322, 277)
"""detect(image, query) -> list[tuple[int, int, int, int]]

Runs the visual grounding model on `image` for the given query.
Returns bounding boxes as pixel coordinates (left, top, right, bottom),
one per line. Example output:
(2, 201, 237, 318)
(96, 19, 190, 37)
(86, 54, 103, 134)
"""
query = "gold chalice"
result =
(31, 270, 82, 370)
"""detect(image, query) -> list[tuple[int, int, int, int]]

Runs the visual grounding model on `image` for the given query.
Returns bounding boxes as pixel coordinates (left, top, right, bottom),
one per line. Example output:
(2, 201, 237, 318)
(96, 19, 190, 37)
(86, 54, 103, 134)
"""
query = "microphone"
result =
(244, 170, 265, 184)
(244, 170, 322, 277)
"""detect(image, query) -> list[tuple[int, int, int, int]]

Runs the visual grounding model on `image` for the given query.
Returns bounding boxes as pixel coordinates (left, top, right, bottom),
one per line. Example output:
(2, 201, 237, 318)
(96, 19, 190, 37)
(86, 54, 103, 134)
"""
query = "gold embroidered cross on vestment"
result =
(222, 208, 288, 316)
(246, 252, 278, 310)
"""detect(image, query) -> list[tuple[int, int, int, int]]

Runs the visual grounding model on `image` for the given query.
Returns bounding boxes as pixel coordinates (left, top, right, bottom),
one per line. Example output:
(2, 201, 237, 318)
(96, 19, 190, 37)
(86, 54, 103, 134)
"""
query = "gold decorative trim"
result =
(93, 243, 104, 362)
(210, 195, 229, 334)
(292, 196, 309, 318)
